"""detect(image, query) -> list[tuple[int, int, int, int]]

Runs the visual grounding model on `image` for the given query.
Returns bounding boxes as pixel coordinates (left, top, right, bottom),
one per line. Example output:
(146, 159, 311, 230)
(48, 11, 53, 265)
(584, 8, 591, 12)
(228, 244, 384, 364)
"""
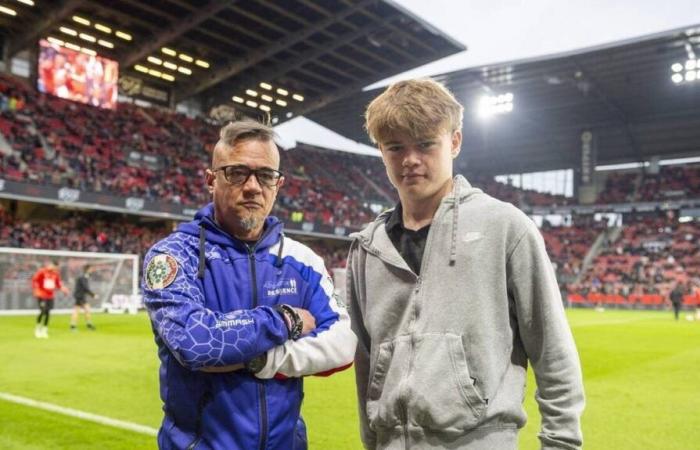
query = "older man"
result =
(143, 119, 356, 450)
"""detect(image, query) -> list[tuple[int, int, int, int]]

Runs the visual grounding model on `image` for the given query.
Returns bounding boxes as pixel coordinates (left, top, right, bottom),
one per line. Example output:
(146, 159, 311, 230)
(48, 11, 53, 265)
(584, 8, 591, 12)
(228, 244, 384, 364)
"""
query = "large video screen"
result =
(37, 39, 119, 109)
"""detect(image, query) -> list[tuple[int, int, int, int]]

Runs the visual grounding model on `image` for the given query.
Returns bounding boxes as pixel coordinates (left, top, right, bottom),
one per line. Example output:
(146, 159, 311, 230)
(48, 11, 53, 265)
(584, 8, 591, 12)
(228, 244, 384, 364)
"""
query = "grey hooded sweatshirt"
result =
(347, 176, 584, 450)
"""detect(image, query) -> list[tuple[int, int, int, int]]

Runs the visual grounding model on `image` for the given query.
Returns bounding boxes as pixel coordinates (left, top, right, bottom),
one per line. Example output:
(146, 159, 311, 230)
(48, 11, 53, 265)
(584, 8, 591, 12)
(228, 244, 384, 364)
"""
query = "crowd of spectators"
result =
(596, 171, 638, 204)
(0, 204, 350, 270)
(469, 174, 573, 208)
(4, 72, 700, 306)
(275, 144, 395, 229)
(594, 164, 700, 204)
(569, 213, 700, 307)
(0, 207, 169, 255)
(1, 73, 394, 230)
(540, 218, 604, 284)
(637, 164, 700, 202)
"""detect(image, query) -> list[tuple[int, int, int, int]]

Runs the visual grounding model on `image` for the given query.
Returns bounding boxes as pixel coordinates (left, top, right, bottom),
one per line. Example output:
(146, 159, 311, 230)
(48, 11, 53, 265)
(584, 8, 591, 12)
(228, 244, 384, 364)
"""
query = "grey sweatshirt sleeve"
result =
(347, 244, 377, 450)
(507, 220, 585, 450)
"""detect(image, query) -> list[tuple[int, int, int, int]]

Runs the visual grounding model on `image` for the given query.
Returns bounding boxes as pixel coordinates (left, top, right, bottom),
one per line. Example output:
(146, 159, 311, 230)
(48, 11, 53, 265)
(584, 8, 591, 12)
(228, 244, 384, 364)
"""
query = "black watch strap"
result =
(275, 304, 303, 340)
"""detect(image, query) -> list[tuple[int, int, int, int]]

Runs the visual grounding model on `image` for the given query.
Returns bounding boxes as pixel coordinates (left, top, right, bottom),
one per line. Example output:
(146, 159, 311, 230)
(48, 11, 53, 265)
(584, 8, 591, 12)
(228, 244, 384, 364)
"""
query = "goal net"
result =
(0, 247, 140, 314)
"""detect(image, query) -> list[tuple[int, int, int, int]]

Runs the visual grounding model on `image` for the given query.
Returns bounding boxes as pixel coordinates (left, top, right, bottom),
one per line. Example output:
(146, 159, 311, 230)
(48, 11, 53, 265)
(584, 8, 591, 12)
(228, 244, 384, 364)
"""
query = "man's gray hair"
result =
(217, 119, 277, 148)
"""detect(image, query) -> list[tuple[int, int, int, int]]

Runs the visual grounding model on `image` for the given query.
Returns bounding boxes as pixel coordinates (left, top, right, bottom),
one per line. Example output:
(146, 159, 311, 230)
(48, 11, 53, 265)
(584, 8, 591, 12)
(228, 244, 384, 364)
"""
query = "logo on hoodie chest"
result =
(263, 278, 298, 297)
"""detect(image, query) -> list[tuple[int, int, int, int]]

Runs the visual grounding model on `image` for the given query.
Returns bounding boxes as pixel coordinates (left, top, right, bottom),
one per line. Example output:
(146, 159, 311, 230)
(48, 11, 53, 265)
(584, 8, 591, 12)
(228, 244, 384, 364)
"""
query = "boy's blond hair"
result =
(364, 78, 463, 144)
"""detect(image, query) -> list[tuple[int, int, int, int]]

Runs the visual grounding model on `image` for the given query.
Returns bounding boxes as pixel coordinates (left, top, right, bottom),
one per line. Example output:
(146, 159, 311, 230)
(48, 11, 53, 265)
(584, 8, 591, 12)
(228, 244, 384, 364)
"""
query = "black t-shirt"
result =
(385, 203, 430, 276)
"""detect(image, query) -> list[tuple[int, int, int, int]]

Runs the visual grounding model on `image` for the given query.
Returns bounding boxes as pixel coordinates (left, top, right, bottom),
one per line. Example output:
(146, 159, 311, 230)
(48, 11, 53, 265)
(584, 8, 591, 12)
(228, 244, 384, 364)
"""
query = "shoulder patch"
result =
(145, 254, 179, 290)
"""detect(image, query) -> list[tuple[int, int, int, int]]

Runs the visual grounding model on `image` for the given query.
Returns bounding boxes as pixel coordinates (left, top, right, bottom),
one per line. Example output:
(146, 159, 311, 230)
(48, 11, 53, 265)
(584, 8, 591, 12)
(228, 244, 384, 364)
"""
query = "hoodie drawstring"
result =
(449, 179, 461, 266)
(198, 225, 206, 279)
(275, 233, 285, 268)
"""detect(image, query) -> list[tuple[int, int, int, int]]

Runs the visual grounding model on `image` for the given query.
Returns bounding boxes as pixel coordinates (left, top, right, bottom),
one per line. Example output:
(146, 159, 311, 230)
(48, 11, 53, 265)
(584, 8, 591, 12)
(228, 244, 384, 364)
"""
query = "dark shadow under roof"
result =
(308, 25, 700, 176)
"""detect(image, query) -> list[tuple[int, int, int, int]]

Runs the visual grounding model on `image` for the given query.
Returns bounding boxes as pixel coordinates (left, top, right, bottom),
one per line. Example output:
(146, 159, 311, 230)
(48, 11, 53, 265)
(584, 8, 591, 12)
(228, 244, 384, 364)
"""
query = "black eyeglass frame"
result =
(211, 164, 284, 187)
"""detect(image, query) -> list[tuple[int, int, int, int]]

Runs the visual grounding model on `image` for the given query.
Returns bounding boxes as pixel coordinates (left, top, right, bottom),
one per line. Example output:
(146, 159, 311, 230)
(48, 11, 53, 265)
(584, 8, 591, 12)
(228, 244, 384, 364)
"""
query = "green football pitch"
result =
(1, 309, 699, 449)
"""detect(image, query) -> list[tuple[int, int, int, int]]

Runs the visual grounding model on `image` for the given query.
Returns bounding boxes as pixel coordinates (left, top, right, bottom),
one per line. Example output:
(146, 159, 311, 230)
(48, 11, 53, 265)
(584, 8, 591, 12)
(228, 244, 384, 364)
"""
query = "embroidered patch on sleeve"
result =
(145, 254, 179, 290)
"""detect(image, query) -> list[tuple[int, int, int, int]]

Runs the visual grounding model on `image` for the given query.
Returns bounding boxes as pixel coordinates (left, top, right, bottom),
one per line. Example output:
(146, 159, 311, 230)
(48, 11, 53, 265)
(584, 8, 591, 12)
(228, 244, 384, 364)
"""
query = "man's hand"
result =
(294, 308, 316, 336)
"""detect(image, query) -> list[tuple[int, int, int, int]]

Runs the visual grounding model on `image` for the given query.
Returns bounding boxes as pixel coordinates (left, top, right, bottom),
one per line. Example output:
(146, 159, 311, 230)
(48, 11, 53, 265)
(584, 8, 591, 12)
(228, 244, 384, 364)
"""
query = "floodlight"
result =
(60, 27, 78, 36)
(72, 16, 90, 26)
(95, 23, 112, 34)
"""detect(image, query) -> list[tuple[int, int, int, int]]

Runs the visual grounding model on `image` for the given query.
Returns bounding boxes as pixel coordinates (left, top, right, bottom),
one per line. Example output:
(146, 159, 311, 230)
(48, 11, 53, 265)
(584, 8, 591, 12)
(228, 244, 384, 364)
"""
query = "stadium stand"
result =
(569, 214, 700, 308)
(0, 204, 168, 254)
(637, 164, 700, 202)
(1, 73, 393, 232)
(592, 164, 700, 204)
(595, 170, 640, 204)
(3, 66, 700, 312)
(469, 174, 573, 208)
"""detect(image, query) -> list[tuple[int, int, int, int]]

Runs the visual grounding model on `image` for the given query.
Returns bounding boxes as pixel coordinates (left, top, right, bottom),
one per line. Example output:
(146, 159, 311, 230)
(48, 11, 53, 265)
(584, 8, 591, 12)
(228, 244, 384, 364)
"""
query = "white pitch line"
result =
(0, 391, 158, 436)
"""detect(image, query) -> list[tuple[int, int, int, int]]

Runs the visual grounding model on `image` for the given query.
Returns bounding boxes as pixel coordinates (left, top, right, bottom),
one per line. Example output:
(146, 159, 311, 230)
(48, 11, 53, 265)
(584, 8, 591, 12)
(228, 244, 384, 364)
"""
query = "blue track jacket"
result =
(143, 204, 356, 450)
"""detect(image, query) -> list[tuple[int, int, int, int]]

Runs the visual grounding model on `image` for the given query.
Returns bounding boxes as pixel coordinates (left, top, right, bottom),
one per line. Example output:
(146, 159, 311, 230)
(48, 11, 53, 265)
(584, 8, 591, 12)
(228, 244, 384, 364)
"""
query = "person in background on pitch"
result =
(142, 119, 356, 450)
(669, 282, 685, 321)
(71, 264, 97, 331)
(31, 259, 69, 338)
(347, 79, 584, 449)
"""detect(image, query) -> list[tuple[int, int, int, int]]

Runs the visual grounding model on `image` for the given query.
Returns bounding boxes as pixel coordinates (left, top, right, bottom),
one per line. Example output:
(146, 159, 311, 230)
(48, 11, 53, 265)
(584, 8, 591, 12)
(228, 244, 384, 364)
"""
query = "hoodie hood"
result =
(351, 175, 483, 267)
(177, 202, 283, 252)
(352, 175, 482, 250)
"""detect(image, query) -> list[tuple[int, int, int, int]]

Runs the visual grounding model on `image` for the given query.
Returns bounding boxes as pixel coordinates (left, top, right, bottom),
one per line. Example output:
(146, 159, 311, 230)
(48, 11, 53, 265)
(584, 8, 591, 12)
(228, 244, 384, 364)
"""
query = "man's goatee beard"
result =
(240, 216, 262, 232)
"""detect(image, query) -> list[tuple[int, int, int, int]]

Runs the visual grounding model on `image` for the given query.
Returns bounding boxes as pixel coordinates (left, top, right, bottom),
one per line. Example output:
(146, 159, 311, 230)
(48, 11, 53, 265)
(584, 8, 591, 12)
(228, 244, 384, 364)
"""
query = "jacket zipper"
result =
(185, 392, 212, 450)
(248, 246, 268, 450)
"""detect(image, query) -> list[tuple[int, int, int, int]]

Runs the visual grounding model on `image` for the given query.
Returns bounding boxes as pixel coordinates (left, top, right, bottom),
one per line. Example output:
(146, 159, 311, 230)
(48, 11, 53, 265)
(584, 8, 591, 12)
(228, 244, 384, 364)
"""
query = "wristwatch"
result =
(275, 304, 303, 340)
(245, 353, 267, 374)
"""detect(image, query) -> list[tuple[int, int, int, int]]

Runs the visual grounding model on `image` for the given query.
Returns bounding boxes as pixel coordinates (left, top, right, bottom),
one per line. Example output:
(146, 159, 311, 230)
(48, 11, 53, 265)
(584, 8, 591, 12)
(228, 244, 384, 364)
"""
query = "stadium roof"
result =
(0, 0, 464, 123)
(307, 25, 700, 176)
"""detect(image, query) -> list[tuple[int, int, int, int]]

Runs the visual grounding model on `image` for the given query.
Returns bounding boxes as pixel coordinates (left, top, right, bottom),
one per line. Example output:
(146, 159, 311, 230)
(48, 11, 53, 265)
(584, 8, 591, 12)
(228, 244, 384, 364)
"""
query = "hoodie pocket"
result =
(366, 338, 409, 430)
(406, 333, 486, 430)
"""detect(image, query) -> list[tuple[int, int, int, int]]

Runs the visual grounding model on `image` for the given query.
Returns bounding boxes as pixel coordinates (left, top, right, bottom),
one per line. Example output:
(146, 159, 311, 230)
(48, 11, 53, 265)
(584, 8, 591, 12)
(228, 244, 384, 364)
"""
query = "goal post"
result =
(0, 247, 140, 314)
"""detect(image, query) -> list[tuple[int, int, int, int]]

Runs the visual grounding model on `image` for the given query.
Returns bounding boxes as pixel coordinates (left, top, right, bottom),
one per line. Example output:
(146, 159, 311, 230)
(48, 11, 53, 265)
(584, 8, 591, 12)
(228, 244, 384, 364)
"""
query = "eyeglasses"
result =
(212, 164, 283, 187)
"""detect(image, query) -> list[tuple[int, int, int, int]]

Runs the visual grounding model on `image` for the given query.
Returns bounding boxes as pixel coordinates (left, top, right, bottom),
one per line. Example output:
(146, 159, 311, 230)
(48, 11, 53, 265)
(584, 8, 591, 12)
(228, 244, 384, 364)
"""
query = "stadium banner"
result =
(0, 178, 359, 237)
(579, 130, 596, 186)
(117, 75, 170, 106)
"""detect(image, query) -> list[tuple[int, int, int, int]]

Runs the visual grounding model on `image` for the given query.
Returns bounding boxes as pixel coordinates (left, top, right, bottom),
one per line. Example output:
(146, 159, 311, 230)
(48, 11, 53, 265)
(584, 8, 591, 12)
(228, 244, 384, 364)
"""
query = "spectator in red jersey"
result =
(31, 259, 69, 338)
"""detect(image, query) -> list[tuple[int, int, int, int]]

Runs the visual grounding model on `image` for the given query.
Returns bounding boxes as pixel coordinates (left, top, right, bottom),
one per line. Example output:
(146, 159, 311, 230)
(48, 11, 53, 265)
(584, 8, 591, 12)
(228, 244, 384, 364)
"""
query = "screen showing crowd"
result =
(37, 39, 118, 110)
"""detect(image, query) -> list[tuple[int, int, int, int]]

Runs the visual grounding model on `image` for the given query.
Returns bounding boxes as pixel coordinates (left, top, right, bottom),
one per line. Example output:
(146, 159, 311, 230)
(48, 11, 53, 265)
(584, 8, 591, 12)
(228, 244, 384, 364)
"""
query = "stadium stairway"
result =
(0, 130, 12, 157)
(352, 166, 396, 204)
(575, 226, 622, 285)
(31, 117, 55, 160)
